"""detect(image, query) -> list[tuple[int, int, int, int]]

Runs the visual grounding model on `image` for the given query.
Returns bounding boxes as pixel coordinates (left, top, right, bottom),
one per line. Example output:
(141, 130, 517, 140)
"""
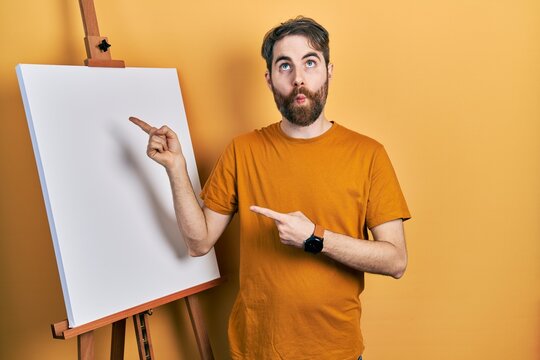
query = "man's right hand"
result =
(129, 116, 185, 170)
(129, 117, 231, 256)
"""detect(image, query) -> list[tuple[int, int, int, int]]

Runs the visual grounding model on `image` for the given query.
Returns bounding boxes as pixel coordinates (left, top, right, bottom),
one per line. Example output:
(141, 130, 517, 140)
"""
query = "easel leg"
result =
(133, 312, 155, 360)
(185, 295, 214, 360)
(110, 319, 126, 360)
(78, 331, 95, 360)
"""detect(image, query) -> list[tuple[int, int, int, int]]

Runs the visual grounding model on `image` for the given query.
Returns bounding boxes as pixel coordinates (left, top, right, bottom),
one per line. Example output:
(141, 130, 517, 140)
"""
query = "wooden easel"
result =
(50, 1, 224, 359)
(52, 279, 224, 359)
(78, 0, 124, 68)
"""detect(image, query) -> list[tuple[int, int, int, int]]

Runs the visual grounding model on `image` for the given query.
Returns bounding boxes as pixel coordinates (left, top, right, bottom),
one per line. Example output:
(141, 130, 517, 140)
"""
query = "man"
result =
(130, 16, 410, 360)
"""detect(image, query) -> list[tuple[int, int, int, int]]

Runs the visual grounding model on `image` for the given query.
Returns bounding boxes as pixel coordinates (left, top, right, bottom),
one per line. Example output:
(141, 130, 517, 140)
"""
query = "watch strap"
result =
(313, 224, 325, 239)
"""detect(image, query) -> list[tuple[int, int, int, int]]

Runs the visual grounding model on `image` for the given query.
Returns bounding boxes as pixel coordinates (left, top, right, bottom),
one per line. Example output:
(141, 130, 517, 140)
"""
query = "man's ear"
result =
(265, 71, 273, 90)
(327, 63, 334, 81)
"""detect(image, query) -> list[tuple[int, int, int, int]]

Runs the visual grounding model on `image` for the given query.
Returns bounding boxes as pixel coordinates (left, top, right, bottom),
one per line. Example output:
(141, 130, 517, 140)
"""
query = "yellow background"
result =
(1, 0, 539, 359)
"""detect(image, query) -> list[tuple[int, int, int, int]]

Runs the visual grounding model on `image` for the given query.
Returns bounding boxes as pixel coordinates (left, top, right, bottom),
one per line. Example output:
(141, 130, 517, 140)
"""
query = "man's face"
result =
(266, 35, 332, 127)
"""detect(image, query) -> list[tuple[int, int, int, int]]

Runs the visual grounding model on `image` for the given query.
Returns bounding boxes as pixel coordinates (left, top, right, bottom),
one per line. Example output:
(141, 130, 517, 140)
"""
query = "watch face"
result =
(304, 236, 323, 254)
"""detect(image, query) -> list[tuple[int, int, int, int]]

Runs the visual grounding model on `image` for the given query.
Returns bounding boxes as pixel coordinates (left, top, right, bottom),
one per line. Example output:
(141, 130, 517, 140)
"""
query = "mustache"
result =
(288, 87, 316, 101)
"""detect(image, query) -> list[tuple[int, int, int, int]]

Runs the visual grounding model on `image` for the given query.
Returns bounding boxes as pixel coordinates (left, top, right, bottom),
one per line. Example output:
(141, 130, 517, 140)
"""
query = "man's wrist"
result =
(304, 224, 325, 254)
(320, 229, 331, 255)
(166, 158, 188, 180)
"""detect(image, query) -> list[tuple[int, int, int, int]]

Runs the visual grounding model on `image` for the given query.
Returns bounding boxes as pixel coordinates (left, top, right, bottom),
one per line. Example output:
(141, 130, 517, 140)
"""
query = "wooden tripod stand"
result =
(52, 278, 223, 360)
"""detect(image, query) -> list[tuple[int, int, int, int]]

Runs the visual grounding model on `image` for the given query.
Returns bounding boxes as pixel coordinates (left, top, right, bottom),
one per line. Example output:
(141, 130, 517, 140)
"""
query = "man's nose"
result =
(293, 69, 305, 87)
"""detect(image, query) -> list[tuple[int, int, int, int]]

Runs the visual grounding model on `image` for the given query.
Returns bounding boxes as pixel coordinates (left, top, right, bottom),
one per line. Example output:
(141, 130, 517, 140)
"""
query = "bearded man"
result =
(130, 16, 411, 360)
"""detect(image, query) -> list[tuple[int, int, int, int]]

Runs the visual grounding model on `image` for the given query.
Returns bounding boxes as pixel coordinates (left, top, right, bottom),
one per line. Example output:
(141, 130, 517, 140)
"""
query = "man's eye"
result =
(306, 60, 316, 68)
(279, 63, 291, 71)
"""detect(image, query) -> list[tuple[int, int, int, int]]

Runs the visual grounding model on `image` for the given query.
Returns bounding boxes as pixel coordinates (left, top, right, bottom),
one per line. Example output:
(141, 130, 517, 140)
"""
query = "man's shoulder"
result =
(333, 122, 384, 150)
(229, 122, 280, 147)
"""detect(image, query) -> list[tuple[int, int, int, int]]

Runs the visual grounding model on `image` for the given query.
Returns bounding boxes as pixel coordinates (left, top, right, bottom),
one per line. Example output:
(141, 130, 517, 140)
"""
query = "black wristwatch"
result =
(304, 224, 325, 254)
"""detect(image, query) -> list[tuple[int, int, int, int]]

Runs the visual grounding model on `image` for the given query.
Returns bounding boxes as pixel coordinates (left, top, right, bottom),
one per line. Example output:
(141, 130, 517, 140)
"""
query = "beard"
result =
(271, 79, 329, 127)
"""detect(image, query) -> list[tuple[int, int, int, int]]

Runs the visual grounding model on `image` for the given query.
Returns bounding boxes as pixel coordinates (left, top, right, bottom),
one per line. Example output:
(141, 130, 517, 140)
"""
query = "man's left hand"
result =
(250, 205, 315, 248)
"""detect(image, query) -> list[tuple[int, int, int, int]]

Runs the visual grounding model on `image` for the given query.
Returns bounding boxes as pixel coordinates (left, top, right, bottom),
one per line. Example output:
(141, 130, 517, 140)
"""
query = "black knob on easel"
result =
(98, 39, 111, 52)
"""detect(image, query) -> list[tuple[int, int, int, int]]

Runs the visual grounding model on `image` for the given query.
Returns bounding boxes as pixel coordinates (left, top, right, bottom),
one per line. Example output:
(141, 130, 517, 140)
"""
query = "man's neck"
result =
(280, 115, 333, 139)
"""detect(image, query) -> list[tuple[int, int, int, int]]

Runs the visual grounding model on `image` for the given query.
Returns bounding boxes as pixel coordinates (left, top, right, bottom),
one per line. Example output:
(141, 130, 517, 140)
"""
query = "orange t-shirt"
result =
(200, 122, 411, 359)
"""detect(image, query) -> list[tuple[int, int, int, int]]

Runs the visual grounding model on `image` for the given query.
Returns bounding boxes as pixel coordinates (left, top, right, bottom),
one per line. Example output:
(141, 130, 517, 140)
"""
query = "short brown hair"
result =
(261, 16, 330, 73)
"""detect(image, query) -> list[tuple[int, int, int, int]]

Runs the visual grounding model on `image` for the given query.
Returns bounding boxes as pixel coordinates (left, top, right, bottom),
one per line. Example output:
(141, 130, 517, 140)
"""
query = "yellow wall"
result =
(1, 1, 539, 359)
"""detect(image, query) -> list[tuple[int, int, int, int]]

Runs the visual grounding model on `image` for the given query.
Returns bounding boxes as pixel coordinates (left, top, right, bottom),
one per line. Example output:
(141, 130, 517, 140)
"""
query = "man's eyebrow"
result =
(274, 55, 292, 64)
(274, 52, 322, 65)
(302, 52, 321, 60)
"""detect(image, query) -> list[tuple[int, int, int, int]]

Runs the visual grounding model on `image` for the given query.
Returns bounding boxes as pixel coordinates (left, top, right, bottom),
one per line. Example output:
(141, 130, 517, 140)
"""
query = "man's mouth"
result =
(295, 94, 307, 104)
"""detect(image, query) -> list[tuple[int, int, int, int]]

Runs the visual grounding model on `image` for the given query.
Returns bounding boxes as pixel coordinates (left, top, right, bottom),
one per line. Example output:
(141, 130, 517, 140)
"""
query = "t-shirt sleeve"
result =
(200, 141, 238, 215)
(366, 145, 411, 229)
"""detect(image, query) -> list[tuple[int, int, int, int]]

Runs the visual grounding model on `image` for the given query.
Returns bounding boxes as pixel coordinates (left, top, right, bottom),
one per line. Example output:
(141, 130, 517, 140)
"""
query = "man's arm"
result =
(129, 117, 232, 256)
(322, 219, 407, 278)
(250, 206, 407, 278)
(167, 162, 232, 256)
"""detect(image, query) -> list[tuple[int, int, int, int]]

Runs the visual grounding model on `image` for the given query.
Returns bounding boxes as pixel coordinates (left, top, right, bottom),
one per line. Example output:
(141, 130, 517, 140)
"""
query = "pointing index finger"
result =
(129, 116, 153, 134)
(250, 205, 284, 222)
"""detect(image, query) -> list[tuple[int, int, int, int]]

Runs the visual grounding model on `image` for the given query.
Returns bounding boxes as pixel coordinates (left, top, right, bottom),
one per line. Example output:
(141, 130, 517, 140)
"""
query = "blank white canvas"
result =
(16, 64, 220, 328)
